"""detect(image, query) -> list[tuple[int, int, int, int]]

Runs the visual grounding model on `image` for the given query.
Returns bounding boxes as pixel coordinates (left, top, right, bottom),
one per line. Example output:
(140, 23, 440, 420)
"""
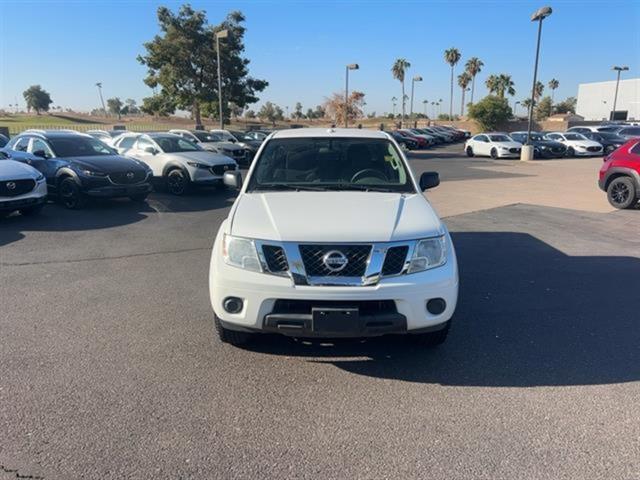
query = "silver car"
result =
(113, 133, 238, 195)
(169, 129, 246, 165)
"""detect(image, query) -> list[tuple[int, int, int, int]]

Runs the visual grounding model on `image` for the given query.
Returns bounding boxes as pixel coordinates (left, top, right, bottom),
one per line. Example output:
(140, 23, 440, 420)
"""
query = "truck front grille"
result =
(262, 245, 288, 273)
(299, 244, 371, 277)
(381, 246, 409, 275)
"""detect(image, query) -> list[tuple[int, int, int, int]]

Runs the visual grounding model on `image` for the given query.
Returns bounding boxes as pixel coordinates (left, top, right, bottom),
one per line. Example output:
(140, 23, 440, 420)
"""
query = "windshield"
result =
(247, 138, 414, 193)
(49, 136, 115, 157)
(152, 136, 201, 153)
(193, 131, 222, 142)
(598, 132, 621, 140)
(564, 133, 585, 140)
(488, 135, 511, 142)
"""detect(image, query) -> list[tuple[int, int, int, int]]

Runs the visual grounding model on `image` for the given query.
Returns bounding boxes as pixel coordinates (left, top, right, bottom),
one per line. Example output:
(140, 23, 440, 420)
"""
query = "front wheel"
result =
(166, 169, 190, 196)
(214, 315, 253, 346)
(409, 321, 450, 347)
(566, 147, 575, 157)
(607, 177, 637, 209)
(490, 148, 498, 159)
(465, 146, 474, 157)
(58, 178, 86, 209)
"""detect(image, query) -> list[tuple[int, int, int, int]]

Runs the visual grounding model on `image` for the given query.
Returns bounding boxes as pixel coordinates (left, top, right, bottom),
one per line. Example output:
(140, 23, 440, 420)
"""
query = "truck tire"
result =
(607, 176, 638, 209)
(214, 315, 253, 346)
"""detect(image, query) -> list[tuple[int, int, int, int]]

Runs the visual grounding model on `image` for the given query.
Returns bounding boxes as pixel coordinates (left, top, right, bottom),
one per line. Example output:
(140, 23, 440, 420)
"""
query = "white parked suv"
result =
(465, 133, 522, 158)
(0, 154, 48, 216)
(114, 132, 238, 195)
(209, 128, 459, 346)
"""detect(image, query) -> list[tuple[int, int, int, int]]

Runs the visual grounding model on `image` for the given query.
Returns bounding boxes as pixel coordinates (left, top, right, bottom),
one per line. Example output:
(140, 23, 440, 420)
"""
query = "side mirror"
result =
(32, 150, 50, 159)
(144, 146, 157, 155)
(223, 170, 243, 190)
(419, 171, 440, 191)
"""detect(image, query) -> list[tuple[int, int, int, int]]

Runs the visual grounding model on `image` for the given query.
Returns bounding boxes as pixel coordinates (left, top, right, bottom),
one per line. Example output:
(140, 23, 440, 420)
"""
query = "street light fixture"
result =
(345, 63, 359, 128)
(216, 29, 229, 129)
(514, 100, 521, 116)
(522, 6, 552, 161)
(410, 75, 423, 120)
(611, 65, 629, 121)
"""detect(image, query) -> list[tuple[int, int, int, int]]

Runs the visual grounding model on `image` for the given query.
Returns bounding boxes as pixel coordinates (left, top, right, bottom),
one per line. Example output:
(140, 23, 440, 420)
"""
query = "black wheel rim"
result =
(60, 182, 77, 207)
(491, 149, 497, 158)
(611, 182, 630, 204)
(167, 172, 185, 194)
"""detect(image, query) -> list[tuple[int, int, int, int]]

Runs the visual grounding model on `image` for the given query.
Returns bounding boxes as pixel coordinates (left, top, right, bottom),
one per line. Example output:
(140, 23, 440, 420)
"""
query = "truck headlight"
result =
(223, 235, 262, 272)
(408, 236, 447, 273)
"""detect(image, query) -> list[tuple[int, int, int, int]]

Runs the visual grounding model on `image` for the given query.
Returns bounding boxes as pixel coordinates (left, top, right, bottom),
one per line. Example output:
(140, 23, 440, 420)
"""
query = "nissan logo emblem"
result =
(126, 172, 135, 179)
(322, 250, 348, 272)
(6, 182, 16, 190)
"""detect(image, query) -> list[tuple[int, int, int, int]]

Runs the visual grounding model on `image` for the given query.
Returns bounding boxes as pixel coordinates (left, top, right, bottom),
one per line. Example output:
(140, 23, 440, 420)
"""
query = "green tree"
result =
(305, 108, 315, 119)
(521, 98, 533, 117)
(534, 96, 553, 121)
(244, 109, 256, 119)
(258, 101, 284, 126)
(23, 85, 53, 114)
(314, 105, 325, 118)
(465, 57, 484, 105)
(486, 74, 515, 98)
(391, 59, 411, 121)
(467, 95, 512, 131)
(140, 93, 176, 117)
(457, 72, 471, 116)
(138, 5, 267, 125)
(294, 102, 303, 120)
(122, 98, 139, 115)
(548, 78, 559, 103)
(534, 81, 544, 100)
(107, 97, 123, 119)
(485, 75, 500, 96)
(554, 96, 576, 114)
(444, 47, 462, 119)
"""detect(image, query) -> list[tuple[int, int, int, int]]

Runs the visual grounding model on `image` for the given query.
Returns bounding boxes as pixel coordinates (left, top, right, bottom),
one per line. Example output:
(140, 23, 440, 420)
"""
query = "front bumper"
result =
(535, 148, 566, 158)
(85, 182, 152, 197)
(0, 180, 47, 211)
(209, 230, 459, 337)
(572, 148, 603, 157)
(497, 150, 521, 158)
(190, 163, 237, 184)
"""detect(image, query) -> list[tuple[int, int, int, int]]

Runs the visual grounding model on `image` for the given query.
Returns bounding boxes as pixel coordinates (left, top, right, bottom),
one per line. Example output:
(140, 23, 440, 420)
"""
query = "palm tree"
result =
(391, 59, 411, 123)
(521, 98, 533, 117)
(457, 72, 471, 116)
(422, 99, 429, 117)
(465, 57, 484, 105)
(548, 78, 559, 103)
(485, 75, 500, 96)
(498, 74, 516, 98)
(391, 96, 397, 116)
(444, 48, 462, 120)
(534, 81, 544, 100)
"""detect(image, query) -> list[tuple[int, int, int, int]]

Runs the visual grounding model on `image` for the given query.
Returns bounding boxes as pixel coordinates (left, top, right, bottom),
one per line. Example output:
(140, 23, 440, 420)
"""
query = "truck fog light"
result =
(427, 298, 446, 315)
(223, 297, 244, 314)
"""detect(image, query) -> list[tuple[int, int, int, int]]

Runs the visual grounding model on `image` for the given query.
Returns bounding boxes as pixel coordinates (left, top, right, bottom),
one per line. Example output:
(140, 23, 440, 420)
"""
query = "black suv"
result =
(3, 130, 152, 209)
(510, 131, 567, 158)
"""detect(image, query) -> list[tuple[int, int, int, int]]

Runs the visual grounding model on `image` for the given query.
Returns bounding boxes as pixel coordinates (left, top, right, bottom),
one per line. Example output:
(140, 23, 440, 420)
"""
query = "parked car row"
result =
(391, 125, 469, 150)
(465, 124, 640, 159)
(0, 127, 271, 215)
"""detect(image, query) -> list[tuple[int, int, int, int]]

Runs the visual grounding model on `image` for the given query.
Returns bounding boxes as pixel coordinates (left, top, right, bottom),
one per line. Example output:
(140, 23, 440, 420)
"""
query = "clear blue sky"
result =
(1, 0, 639, 115)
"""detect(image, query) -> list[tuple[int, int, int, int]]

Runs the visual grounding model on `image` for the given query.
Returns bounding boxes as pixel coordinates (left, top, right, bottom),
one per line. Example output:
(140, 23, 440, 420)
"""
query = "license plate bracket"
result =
(312, 307, 360, 334)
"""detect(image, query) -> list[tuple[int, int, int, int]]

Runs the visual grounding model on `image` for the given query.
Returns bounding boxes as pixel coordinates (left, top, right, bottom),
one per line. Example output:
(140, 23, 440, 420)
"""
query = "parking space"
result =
(1, 144, 639, 479)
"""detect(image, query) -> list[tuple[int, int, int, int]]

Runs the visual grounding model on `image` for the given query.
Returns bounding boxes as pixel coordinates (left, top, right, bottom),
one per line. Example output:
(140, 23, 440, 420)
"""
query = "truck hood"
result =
(230, 192, 443, 242)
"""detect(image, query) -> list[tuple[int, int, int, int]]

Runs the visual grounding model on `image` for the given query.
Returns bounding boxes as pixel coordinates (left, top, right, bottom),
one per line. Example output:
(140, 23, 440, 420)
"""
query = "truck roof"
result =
(271, 128, 390, 140)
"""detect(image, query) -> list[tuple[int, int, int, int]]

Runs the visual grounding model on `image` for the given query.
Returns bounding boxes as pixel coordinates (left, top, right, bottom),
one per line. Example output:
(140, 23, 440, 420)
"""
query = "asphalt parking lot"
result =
(1, 143, 639, 479)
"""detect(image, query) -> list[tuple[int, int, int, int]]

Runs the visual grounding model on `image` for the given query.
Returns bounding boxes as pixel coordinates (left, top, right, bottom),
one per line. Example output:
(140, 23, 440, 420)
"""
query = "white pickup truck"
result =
(209, 128, 458, 346)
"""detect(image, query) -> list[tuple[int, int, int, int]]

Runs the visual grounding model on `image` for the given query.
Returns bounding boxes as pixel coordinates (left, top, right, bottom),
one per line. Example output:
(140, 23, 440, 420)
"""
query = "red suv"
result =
(599, 139, 640, 209)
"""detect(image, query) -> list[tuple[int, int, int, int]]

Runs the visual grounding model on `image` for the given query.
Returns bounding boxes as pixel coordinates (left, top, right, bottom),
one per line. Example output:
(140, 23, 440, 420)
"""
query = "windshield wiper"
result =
(255, 183, 327, 192)
(327, 184, 399, 192)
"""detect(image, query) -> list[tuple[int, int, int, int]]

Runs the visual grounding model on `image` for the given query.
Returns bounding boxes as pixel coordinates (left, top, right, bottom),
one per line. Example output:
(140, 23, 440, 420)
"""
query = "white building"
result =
(576, 78, 639, 121)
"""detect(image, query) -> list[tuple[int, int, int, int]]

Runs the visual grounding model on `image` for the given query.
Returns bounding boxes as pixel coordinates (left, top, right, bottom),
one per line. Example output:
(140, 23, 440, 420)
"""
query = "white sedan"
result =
(464, 133, 522, 159)
(544, 132, 603, 157)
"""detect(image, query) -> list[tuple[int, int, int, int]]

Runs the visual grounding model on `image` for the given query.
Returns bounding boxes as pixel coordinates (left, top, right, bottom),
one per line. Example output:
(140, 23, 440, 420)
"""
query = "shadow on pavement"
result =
(242, 231, 640, 387)
(0, 188, 237, 247)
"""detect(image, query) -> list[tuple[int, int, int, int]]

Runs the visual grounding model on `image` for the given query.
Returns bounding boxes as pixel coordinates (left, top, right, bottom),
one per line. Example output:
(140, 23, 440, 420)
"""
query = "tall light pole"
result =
(95, 82, 106, 116)
(409, 75, 423, 120)
(345, 63, 359, 127)
(611, 65, 629, 121)
(423, 99, 428, 117)
(216, 29, 229, 129)
(522, 6, 552, 161)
